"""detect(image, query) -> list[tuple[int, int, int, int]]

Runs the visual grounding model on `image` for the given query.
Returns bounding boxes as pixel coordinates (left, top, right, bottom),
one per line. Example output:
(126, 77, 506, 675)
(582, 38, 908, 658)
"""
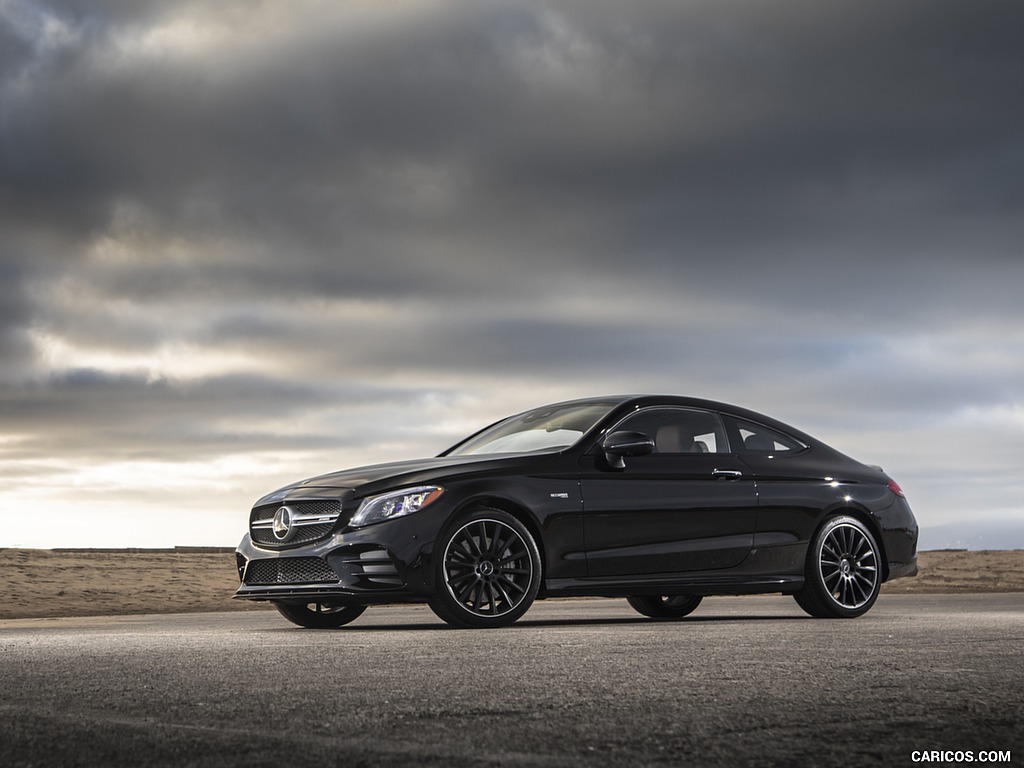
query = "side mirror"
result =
(601, 431, 655, 470)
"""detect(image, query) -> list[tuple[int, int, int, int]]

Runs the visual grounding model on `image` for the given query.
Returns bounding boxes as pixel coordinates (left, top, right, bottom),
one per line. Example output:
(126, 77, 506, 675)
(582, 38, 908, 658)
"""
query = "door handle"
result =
(713, 469, 744, 480)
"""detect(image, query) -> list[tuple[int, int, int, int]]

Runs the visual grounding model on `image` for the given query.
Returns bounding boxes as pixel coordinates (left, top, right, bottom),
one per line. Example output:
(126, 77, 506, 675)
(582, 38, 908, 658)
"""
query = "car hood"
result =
(253, 453, 549, 507)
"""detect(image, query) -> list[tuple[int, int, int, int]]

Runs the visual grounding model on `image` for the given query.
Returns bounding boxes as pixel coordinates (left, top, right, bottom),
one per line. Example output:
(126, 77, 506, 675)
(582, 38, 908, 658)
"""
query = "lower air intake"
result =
(244, 557, 340, 585)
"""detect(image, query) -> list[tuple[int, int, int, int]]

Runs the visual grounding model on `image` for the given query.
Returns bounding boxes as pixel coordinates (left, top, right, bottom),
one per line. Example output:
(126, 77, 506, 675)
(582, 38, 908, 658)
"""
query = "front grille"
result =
(244, 557, 340, 585)
(250, 500, 344, 548)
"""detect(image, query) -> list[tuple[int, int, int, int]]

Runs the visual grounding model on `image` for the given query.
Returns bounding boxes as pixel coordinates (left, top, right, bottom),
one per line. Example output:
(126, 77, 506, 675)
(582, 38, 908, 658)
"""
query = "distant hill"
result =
(919, 518, 1024, 551)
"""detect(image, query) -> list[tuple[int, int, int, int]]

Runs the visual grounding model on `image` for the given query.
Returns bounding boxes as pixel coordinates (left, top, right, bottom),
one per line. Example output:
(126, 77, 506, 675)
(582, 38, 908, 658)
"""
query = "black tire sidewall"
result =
(274, 601, 367, 628)
(626, 594, 703, 620)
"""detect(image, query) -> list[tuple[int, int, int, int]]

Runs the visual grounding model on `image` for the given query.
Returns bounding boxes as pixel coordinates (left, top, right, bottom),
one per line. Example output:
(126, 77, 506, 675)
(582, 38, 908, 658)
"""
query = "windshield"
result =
(445, 402, 616, 456)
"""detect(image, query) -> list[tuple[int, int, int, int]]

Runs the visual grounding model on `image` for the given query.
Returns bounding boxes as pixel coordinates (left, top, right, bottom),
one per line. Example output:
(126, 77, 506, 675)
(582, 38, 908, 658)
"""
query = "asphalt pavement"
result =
(1, 594, 1021, 767)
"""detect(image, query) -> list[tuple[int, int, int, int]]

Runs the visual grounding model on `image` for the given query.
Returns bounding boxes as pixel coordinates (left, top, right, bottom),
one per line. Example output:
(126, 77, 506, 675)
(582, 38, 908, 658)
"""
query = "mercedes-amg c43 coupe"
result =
(234, 395, 918, 628)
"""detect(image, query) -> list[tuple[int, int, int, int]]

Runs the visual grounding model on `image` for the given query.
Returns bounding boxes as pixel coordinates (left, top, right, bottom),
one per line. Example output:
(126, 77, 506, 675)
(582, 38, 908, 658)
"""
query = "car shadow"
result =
(266, 613, 811, 632)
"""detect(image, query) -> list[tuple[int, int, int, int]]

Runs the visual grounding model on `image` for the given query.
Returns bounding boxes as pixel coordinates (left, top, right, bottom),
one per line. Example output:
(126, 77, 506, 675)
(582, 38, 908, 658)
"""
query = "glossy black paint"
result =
(234, 395, 918, 617)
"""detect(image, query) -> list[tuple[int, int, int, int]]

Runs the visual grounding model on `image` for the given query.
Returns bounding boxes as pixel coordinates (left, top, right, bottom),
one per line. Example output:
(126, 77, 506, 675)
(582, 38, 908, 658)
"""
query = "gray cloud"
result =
(0, 368, 434, 460)
(1, 0, 1022, 546)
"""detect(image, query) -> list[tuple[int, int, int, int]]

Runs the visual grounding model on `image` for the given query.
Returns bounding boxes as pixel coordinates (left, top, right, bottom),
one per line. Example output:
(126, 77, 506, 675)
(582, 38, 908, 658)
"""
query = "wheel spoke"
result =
(487, 583, 500, 614)
(843, 578, 857, 605)
(852, 535, 868, 558)
(498, 574, 527, 596)
(499, 566, 531, 575)
(488, 528, 505, 556)
(448, 570, 476, 587)
(822, 541, 843, 562)
(473, 582, 486, 612)
(853, 576, 869, 604)
(455, 578, 476, 603)
(449, 547, 475, 565)
(461, 530, 482, 557)
(497, 549, 527, 566)
(827, 529, 839, 552)
(856, 573, 872, 598)
(853, 571, 875, 590)
(493, 579, 514, 606)
(481, 582, 493, 612)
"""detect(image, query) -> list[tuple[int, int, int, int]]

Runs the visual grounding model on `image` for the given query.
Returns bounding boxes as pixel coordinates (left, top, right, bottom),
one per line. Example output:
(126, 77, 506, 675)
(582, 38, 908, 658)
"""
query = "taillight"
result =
(887, 480, 905, 498)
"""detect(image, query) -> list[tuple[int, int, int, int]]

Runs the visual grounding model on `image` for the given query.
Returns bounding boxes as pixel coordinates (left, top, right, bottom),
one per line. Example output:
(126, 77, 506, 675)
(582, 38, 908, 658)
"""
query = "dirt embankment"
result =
(0, 547, 1020, 620)
(879, 549, 1024, 594)
(0, 548, 264, 620)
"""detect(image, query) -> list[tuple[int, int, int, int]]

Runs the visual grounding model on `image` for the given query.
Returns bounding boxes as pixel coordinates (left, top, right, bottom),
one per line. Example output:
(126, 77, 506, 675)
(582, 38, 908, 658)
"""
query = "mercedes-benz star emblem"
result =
(272, 506, 294, 541)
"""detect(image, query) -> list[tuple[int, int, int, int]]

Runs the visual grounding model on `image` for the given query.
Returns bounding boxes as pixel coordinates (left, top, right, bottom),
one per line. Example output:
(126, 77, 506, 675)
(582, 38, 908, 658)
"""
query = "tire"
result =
(274, 600, 367, 628)
(428, 508, 541, 628)
(793, 515, 881, 619)
(627, 594, 703, 620)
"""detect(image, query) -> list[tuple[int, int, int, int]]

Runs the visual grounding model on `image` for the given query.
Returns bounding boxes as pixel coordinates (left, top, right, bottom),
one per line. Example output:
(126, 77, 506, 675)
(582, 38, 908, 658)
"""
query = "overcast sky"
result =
(2, 0, 1022, 549)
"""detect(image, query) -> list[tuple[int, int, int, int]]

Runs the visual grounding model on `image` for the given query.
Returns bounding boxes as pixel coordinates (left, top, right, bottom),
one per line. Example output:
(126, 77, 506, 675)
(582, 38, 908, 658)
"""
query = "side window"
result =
(729, 418, 806, 455)
(613, 407, 727, 454)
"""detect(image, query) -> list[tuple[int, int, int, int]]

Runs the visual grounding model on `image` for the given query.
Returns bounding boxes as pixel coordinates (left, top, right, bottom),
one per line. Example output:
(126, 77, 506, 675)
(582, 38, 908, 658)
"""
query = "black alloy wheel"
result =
(793, 515, 881, 618)
(627, 594, 703, 619)
(428, 508, 541, 628)
(274, 601, 367, 628)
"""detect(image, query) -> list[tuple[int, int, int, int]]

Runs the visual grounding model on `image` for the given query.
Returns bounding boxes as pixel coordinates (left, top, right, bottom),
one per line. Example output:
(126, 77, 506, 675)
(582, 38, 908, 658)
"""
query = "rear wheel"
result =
(793, 515, 881, 618)
(428, 508, 541, 628)
(627, 594, 702, 620)
(274, 601, 367, 628)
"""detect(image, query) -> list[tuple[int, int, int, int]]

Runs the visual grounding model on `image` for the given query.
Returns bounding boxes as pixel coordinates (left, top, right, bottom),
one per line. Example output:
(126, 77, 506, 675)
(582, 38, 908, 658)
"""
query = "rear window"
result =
(730, 419, 807, 455)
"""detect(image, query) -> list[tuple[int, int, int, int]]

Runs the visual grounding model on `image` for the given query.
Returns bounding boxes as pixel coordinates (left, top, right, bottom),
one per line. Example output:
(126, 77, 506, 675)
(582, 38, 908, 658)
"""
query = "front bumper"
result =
(233, 504, 446, 604)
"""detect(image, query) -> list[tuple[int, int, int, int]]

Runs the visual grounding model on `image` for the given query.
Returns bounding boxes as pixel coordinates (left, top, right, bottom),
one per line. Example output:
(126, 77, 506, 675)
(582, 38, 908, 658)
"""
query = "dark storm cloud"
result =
(5, 0, 1023, 282)
(0, 244, 37, 381)
(4, 0, 1021, 321)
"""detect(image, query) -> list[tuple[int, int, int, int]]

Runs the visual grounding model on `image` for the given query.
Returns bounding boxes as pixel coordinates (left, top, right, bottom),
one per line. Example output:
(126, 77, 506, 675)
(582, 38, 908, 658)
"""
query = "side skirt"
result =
(544, 574, 804, 598)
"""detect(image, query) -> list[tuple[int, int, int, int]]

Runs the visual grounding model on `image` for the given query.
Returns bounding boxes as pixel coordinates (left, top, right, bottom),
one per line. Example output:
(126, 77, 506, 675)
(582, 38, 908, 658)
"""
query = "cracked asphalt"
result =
(1, 594, 1021, 767)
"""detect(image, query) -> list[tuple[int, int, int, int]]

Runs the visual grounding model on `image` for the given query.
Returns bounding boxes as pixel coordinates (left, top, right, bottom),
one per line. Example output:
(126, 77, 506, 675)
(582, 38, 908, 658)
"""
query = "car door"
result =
(578, 406, 757, 576)
(721, 414, 821, 543)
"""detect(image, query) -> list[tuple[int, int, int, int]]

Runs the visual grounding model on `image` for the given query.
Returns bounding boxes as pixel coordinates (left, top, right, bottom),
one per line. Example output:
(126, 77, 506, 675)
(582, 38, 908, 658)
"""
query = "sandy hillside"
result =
(0, 548, 1021, 620)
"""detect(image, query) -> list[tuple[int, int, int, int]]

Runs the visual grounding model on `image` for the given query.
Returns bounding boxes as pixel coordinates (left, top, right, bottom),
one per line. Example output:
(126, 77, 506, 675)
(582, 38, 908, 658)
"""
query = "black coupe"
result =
(234, 395, 918, 628)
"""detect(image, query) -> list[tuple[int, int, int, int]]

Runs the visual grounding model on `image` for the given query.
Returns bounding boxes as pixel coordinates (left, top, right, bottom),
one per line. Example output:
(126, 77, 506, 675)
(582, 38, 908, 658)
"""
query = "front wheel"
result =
(793, 515, 881, 618)
(428, 508, 541, 628)
(274, 601, 367, 628)
(627, 594, 703, 620)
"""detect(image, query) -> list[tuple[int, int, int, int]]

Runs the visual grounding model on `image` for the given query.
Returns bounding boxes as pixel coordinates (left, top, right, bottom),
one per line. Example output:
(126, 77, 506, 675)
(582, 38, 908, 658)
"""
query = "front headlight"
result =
(349, 486, 444, 527)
